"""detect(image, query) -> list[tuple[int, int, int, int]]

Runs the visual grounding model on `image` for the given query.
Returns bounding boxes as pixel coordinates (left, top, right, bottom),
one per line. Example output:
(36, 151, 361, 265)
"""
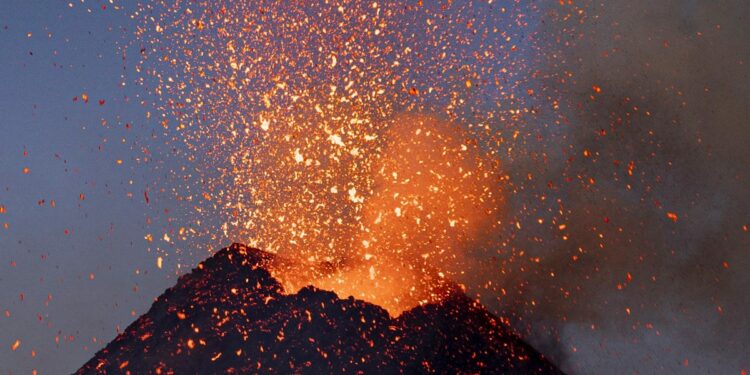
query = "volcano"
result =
(76, 244, 562, 374)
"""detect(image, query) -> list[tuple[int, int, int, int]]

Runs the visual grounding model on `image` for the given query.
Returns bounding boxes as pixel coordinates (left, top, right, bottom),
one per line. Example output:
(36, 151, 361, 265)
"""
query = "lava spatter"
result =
(133, 0, 535, 314)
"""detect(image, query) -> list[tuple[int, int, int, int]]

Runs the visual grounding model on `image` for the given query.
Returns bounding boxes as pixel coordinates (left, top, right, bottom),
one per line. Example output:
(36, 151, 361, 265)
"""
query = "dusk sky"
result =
(1, 2, 182, 373)
(1, 1, 749, 374)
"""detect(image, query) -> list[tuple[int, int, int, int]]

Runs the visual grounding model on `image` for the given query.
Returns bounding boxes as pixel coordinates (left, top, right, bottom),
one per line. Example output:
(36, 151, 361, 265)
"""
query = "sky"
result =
(0, 1, 182, 373)
(1, 1, 749, 374)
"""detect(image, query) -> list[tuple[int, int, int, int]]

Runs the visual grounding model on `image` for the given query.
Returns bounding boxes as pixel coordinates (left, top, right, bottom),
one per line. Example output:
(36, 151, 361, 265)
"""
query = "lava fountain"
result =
(134, 0, 530, 315)
(273, 114, 502, 314)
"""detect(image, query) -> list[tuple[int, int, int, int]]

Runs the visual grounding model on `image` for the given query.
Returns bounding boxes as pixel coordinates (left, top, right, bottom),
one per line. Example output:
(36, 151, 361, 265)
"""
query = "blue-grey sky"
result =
(1, 1, 749, 375)
(0, 2, 183, 373)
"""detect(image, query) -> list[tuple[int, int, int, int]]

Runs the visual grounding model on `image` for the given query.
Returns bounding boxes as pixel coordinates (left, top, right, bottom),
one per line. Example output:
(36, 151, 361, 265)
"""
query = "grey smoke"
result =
(482, 1, 750, 374)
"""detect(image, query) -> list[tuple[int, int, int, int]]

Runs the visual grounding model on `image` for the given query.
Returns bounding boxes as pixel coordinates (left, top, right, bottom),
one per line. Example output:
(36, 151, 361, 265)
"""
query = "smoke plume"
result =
(499, 1, 750, 373)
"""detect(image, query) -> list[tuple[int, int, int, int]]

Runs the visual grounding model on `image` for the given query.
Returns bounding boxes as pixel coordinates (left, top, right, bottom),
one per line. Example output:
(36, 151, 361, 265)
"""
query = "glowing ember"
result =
(134, 0, 526, 314)
(76, 244, 562, 374)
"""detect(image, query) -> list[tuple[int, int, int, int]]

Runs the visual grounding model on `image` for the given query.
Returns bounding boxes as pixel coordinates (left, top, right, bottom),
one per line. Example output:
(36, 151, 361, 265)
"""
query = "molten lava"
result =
(270, 115, 501, 315)
(134, 0, 519, 318)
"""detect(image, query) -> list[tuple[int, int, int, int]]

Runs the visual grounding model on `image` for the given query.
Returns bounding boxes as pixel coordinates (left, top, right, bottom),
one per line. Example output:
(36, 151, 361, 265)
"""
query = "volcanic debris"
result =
(77, 244, 562, 374)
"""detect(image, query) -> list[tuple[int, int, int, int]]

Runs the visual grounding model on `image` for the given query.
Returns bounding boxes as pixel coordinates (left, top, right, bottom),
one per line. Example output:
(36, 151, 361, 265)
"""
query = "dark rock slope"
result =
(77, 244, 563, 374)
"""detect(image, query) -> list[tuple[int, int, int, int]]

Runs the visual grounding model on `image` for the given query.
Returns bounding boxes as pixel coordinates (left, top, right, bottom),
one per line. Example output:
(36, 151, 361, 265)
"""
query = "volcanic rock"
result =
(77, 244, 563, 374)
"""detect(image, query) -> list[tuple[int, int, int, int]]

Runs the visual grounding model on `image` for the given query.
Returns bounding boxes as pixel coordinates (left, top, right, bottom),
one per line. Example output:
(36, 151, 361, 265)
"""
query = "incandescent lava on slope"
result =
(77, 243, 562, 374)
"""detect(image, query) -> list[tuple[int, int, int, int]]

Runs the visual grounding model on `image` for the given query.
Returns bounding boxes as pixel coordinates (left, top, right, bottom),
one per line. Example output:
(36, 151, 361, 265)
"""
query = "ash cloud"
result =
(496, 1, 750, 373)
